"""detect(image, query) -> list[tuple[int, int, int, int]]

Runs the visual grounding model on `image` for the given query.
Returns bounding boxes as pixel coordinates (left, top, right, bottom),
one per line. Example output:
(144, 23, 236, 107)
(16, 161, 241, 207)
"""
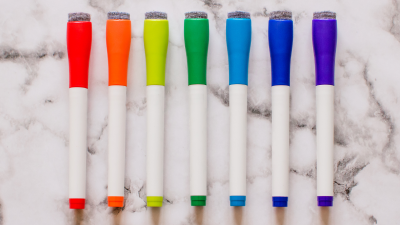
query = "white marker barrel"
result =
(189, 85, 207, 197)
(146, 85, 165, 207)
(229, 84, 247, 203)
(108, 86, 127, 203)
(316, 85, 334, 197)
(69, 88, 88, 205)
(272, 86, 290, 198)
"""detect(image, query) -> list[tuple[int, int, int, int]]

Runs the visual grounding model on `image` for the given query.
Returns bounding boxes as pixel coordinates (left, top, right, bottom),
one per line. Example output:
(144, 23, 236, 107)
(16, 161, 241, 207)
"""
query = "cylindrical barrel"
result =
(144, 12, 169, 208)
(106, 12, 131, 208)
(184, 11, 209, 207)
(229, 84, 248, 206)
(269, 11, 293, 208)
(312, 11, 337, 207)
(271, 86, 290, 205)
(146, 85, 165, 207)
(107, 86, 127, 207)
(67, 12, 92, 210)
(316, 85, 334, 205)
(189, 85, 207, 205)
(226, 11, 251, 207)
(68, 88, 88, 209)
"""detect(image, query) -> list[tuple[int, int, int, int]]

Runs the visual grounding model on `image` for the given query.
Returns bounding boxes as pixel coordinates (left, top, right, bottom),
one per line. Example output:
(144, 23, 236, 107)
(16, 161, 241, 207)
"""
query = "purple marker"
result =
(312, 11, 337, 207)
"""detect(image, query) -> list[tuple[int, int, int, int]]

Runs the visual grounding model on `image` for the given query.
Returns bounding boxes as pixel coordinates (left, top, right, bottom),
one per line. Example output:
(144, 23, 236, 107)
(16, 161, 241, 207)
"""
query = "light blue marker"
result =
(226, 11, 251, 207)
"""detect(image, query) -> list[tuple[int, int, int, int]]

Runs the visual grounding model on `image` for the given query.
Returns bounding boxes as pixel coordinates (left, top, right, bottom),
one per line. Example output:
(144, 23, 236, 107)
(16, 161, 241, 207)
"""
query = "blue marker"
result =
(226, 11, 251, 207)
(268, 11, 293, 208)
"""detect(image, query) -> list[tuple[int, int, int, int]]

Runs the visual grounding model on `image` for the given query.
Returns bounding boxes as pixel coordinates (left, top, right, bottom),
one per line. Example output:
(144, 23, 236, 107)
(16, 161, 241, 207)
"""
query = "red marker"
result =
(67, 12, 92, 209)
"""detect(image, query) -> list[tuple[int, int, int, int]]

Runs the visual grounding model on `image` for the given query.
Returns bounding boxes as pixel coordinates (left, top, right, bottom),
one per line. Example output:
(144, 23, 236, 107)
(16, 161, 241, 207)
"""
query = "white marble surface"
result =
(0, 0, 399, 224)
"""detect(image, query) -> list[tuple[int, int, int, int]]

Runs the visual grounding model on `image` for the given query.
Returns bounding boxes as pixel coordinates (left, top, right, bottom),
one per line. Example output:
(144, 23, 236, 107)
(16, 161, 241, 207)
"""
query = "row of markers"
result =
(67, 10, 337, 209)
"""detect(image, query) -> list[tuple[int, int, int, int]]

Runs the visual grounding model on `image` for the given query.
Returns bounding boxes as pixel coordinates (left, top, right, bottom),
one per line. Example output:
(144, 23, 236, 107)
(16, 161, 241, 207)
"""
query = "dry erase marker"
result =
(226, 11, 251, 207)
(269, 11, 293, 208)
(313, 11, 337, 207)
(67, 12, 92, 209)
(106, 11, 131, 208)
(184, 11, 209, 207)
(144, 11, 169, 208)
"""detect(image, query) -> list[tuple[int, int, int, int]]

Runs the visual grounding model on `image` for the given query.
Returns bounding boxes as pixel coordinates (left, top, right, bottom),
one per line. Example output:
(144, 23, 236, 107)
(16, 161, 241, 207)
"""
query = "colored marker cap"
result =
(144, 12, 169, 86)
(108, 196, 124, 207)
(318, 196, 333, 207)
(230, 196, 246, 206)
(312, 11, 337, 86)
(184, 14, 209, 86)
(69, 198, 85, 209)
(272, 197, 288, 207)
(226, 12, 251, 86)
(147, 196, 163, 207)
(106, 12, 131, 87)
(191, 196, 206, 206)
(67, 13, 92, 89)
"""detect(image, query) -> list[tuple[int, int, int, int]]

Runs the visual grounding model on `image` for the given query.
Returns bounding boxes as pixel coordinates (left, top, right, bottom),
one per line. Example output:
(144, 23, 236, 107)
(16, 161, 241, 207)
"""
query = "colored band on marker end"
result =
(69, 198, 85, 209)
(108, 196, 124, 207)
(191, 196, 206, 206)
(147, 196, 163, 207)
(272, 197, 288, 207)
(230, 196, 246, 207)
(318, 196, 333, 207)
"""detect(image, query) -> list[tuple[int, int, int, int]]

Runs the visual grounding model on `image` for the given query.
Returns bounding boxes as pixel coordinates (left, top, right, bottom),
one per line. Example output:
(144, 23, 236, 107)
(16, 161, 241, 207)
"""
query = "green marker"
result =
(184, 11, 209, 207)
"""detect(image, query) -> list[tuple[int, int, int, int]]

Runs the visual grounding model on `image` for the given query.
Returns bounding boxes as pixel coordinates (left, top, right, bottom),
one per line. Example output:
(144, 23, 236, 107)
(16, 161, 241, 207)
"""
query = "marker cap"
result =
(67, 14, 92, 89)
(312, 11, 337, 86)
(226, 12, 251, 85)
(144, 12, 169, 86)
(230, 196, 246, 206)
(191, 196, 206, 206)
(106, 12, 131, 86)
(269, 11, 293, 86)
(147, 196, 163, 207)
(184, 14, 209, 85)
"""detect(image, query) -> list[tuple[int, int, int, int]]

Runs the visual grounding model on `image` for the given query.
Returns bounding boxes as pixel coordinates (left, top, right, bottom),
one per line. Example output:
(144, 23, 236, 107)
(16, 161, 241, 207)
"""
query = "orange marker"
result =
(106, 11, 131, 208)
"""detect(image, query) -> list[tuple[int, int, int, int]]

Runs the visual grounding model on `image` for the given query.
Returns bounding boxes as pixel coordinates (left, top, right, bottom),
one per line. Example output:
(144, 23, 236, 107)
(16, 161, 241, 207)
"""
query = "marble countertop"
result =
(0, 0, 399, 224)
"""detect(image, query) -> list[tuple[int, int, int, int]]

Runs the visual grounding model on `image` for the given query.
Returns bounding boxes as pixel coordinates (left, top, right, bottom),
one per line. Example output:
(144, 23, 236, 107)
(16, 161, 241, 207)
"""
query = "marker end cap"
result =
(230, 196, 246, 207)
(69, 198, 85, 209)
(318, 196, 333, 207)
(108, 196, 124, 207)
(272, 197, 288, 207)
(191, 196, 206, 206)
(147, 196, 163, 207)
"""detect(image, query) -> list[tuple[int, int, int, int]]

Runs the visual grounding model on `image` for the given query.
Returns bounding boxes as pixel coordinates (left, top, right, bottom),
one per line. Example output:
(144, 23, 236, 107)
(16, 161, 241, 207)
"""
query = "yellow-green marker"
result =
(184, 11, 209, 206)
(144, 11, 169, 208)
